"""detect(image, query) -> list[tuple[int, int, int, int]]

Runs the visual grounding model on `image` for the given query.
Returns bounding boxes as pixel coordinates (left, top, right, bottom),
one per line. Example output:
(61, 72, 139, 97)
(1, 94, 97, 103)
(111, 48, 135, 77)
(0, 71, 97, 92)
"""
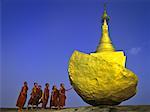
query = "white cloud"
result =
(129, 47, 141, 55)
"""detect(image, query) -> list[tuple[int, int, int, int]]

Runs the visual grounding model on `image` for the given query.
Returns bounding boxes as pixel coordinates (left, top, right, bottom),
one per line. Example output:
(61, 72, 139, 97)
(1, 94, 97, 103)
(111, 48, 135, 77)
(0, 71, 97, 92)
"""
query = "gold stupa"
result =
(68, 6, 138, 105)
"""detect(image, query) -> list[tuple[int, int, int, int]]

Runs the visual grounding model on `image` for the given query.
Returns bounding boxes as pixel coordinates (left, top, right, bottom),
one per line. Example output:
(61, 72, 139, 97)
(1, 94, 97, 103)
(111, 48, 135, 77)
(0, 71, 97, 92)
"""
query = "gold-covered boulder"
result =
(68, 50, 138, 105)
(68, 8, 138, 106)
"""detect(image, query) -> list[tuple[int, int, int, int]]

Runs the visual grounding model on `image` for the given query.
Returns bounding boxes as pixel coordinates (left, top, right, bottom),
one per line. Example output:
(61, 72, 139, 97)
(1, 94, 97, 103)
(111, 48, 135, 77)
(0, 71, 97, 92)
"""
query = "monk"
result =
(50, 85, 59, 109)
(42, 83, 50, 109)
(27, 82, 38, 109)
(58, 83, 66, 109)
(35, 85, 43, 108)
(16, 81, 28, 112)
(58, 83, 73, 109)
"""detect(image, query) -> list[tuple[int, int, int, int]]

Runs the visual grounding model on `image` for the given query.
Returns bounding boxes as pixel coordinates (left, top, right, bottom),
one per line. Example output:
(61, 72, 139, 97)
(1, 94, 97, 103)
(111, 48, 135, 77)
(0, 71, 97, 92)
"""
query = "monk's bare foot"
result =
(18, 108, 22, 112)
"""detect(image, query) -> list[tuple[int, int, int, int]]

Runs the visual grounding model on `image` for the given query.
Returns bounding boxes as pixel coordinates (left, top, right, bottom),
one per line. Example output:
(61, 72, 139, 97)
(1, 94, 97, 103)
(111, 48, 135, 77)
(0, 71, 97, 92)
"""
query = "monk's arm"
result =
(66, 87, 73, 91)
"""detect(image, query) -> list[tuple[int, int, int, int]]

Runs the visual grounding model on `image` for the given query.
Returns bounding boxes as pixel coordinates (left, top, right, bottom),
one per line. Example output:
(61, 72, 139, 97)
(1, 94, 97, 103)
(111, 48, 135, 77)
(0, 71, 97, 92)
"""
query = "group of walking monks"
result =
(16, 81, 71, 112)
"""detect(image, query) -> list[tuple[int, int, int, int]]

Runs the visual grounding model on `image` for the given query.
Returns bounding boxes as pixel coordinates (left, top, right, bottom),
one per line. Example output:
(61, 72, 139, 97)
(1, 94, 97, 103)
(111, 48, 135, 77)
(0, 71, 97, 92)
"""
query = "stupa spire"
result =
(96, 4, 115, 52)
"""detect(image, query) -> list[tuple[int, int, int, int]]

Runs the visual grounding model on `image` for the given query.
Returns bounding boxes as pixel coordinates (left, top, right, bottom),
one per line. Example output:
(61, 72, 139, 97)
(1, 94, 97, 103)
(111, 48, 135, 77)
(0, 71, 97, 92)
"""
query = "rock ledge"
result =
(1, 105, 150, 112)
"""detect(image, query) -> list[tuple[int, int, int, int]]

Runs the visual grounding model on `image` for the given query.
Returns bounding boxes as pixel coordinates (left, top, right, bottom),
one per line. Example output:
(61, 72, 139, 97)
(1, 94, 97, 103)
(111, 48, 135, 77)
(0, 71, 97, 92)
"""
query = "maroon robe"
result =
(59, 87, 66, 107)
(28, 87, 38, 105)
(42, 87, 49, 108)
(50, 89, 59, 108)
(16, 85, 28, 108)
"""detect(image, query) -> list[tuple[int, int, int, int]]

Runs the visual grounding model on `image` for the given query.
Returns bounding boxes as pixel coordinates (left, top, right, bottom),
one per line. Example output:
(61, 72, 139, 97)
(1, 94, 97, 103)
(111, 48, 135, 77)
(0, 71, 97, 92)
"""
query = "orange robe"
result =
(50, 89, 59, 108)
(42, 88, 49, 108)
(16, 85, 28, 108)
(59, 88, 66, 107)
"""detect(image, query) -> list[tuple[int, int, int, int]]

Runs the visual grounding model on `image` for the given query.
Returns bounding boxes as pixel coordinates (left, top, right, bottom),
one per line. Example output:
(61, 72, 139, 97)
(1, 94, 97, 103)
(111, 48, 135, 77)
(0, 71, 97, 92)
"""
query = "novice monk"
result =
(58, 83, 72, 109)
(16, 81, 28, 112)
(58, 83, 66, 109)
(42, 83, 50, 109)
(27, 82, 38, 109)
(50, 85, 59, 109)
(33, 85, 43, 108)
(36, 85, 43, 106)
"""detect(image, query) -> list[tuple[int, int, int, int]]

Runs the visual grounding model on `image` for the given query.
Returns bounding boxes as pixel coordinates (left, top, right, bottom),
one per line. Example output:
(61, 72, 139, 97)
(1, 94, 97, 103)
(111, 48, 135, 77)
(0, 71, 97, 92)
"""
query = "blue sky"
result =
(1, 0, 150, 108)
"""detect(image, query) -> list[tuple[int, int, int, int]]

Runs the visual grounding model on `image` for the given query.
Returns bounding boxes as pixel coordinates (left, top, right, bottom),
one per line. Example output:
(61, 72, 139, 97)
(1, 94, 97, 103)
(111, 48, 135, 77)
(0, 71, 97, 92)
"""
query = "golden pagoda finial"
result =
(96, 4, 115, 52)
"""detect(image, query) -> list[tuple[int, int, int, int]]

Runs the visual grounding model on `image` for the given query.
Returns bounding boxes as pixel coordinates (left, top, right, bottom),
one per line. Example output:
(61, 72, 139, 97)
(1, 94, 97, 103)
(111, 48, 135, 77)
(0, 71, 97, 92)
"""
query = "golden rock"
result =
(68, 8, 138, 105)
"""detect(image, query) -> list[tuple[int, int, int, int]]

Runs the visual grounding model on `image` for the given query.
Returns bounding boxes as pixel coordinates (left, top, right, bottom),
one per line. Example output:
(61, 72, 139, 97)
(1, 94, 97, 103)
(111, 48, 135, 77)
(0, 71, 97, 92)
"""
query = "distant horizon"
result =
(1, 0, 150, 108)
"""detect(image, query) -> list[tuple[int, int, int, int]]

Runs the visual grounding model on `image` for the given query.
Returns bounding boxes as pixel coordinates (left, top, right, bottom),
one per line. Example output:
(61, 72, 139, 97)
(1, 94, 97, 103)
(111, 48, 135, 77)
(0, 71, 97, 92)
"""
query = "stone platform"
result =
(1, 105, 150, 112)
